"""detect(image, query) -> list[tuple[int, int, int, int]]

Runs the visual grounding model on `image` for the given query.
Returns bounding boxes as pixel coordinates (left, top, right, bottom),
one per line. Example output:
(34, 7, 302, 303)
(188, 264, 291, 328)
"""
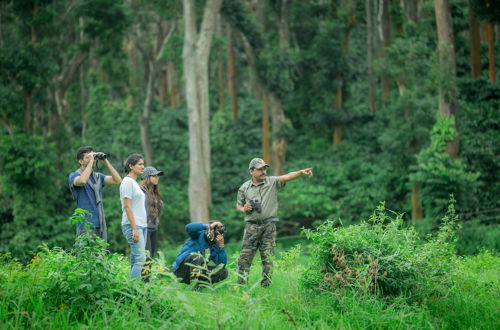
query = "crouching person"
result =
(172, 221, 228, 285)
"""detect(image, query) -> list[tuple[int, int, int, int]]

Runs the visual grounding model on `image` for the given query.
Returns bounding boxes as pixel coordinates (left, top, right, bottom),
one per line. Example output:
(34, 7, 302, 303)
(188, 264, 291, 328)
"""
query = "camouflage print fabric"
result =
(237, 222, 276, 287)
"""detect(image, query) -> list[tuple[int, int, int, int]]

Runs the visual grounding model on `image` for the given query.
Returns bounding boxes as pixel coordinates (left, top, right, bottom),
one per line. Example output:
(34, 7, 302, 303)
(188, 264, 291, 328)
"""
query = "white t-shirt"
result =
(120, 176, 147, 227)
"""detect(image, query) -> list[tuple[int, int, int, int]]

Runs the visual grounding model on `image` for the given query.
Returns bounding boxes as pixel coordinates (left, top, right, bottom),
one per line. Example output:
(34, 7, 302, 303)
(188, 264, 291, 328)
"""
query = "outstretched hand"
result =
(301, 168, 313, 177)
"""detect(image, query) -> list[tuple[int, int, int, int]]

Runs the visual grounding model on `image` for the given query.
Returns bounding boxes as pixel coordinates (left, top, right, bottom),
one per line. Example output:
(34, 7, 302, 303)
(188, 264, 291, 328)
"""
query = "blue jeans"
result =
(122, 224, 147, 279)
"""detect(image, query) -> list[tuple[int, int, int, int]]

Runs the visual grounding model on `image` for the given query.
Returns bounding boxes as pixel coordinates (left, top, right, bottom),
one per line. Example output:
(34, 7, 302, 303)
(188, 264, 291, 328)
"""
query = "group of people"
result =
(69, 146, 313, 287)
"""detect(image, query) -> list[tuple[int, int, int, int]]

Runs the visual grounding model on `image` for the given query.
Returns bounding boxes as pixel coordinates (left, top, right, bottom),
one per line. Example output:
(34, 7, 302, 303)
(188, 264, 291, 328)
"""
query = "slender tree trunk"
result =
(141, 59, 155, 165)
(333, 0, 356, 145)
(485, 21, 496, 83)
(333, 75, 343, 144)
(0, 2, 4, 48)
(278, 0, 290, 49)
(217, 17, 225, 112)
(434, 0, 459, 158)
(183, 0, 222, 223)
(23, 91, 32, 134)
(269, 92, 287, 176)
(79, 18, 87, 142)
(167, 61, 177, 108)
(366, 0, 376, 112)
(140, 22, 174, 164)
(262, 93, 270, 164)
(227, 24, 238, 120)
(378, 0, 392, 102)
(468, 0, 482, 78)
(217, 57, 225, 112)
(31, 2, 38, 44)
(411, 183, 423, 222)
(400, 0, 419, 23)
(160, 62, 168, 104)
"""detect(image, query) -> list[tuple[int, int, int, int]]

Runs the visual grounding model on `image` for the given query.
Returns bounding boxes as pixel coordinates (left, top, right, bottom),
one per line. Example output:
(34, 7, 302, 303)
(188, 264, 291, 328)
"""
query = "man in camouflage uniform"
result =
(236, 158, 313, 287)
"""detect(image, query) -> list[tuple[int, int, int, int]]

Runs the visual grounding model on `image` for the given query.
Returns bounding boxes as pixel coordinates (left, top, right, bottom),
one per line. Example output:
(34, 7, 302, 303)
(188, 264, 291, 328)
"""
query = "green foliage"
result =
(411, 116, 479, 219)
(0, 134, 72, 261)
(0, 209, 176, 327)
(301, 201, 458, 300)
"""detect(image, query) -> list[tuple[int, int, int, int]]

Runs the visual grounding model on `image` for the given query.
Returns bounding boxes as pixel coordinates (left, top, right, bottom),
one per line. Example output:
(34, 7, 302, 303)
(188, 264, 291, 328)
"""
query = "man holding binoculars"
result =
(69, 146, 122, 241)
(236, 158, 313, 287)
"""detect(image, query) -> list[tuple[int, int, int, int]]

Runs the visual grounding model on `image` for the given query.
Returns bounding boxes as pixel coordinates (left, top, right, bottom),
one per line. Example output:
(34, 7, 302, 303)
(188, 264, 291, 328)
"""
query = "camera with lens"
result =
(248, 200, 262, 213)
(214, 225, 226, 236)
(94, 152, 107, 160)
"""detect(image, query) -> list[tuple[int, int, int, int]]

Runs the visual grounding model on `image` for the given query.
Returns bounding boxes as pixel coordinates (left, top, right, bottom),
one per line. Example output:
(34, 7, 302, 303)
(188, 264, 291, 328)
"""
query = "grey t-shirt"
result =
(236, 176, 285, 222)
(120, 176, 147, 227)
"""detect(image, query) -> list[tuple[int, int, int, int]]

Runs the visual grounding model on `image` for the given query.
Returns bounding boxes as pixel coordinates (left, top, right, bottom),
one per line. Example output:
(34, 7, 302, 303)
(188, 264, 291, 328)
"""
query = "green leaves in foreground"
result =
(301, 200, 459, 300)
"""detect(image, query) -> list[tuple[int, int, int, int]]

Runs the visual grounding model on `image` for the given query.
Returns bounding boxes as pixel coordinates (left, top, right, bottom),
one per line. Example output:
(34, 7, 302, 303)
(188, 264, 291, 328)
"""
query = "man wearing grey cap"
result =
(236, 158, 313, 287)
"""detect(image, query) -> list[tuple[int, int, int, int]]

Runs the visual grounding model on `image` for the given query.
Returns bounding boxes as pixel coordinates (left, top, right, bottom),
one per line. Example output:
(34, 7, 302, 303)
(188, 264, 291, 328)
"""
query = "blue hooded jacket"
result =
(172, 223, 227, 271)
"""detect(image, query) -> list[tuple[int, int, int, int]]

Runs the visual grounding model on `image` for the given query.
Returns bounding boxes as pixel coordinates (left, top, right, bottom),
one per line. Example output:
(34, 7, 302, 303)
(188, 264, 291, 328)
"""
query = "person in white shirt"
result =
(120, 153, 147, 279)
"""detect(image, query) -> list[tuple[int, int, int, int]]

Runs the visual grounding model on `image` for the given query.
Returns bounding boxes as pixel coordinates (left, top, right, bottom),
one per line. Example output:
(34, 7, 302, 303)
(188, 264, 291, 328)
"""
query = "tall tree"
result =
(333, 0, 356, 145)
(183, 0, 222, 222)
(434, 0, 459, 158)
(468, 0, 482, 78)
(366, 0, 376, 113)
(227, 23, 238, 120)
(378, 0, 392, 103)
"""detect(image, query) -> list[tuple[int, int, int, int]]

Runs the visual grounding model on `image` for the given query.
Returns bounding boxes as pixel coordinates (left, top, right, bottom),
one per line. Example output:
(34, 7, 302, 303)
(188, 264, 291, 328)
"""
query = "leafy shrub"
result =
(0, 210, 176, 326)
(301, 200, 458, 300)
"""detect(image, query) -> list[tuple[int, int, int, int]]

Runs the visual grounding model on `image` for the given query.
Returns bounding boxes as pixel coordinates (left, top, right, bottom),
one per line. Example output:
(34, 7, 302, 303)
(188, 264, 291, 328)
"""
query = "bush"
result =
(301, 200, 459, 300)
(0, 210, 176, 327)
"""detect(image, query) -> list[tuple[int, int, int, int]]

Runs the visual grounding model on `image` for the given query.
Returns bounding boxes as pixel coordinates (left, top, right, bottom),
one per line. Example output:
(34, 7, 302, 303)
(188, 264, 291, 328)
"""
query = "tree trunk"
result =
(411, 183, 423, 222)
(79, 18, 87, 142)
(140, 21, 174, 165)
(31, 2, 38, 44)
(279, 0, 290, 49)
(400, 0, 419, 23)
(378, 0, 392, 102)
(217, 57, 225, 112)
(160, 62, 168, 104)
(23, 91, 32, 134)
(434, 0, 459, 158)
(333, 0, 356, 145)
(468, 0, 482, 78)
(366, 0, 376, 112)
(141, 59, 155, 165)
(262, 93, 270, 164)
(167, 61, 177, 108)
(333, 75, 343, 145)
(397, 79, 423, 221)
(269, 92, 287, 176)
(227, 24, 238, 120)
(217, 17, 225, 112)
(485, 21, 496, 83)
(183, 0, 222, 223)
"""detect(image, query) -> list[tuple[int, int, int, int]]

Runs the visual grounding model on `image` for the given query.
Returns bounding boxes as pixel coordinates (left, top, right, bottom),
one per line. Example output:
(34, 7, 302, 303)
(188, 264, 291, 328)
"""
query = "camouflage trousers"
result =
(237, 222, 276, 287)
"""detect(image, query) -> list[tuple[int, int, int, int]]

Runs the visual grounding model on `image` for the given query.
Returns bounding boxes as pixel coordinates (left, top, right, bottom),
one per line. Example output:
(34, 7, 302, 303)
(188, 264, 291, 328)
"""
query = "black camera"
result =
(94, 152, 107, 160)
(214, 225, 226, 236)
(248, 200, 262, 213)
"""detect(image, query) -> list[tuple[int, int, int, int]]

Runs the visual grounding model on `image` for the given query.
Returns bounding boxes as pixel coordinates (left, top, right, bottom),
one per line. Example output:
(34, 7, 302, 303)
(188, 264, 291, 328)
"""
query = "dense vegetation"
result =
(1, 203, 498, 328)
(0, 0, 499, 327)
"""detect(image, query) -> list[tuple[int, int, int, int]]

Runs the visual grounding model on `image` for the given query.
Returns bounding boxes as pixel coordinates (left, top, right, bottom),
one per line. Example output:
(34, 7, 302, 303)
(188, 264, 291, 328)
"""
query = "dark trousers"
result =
(145, 228, 158, 259)
(174, 254, 228, 285)
(142, 228, 158, 283)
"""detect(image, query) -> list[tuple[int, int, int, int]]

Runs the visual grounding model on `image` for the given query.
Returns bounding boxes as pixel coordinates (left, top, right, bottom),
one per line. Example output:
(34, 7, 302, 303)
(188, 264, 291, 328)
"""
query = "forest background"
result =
(0, 0, 499, 263)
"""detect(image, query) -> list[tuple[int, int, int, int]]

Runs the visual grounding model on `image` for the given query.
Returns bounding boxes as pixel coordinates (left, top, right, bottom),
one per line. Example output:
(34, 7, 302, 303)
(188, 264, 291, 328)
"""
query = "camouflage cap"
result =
(141, 166, 164, 179)
(248, 158, 269, 170)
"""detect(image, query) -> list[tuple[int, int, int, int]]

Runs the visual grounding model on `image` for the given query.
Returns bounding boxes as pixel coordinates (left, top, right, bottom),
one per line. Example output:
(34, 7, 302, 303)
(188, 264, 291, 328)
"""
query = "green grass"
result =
(0, 245, 498, 329)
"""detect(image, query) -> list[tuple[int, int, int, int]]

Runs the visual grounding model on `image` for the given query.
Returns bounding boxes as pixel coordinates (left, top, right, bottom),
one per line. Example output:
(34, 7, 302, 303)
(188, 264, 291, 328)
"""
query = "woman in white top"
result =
(120, 153, 147, 279)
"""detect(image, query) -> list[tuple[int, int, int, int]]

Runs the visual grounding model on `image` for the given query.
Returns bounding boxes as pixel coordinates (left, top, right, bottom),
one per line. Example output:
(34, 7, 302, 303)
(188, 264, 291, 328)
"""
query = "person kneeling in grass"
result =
(172, 221, 228, 285)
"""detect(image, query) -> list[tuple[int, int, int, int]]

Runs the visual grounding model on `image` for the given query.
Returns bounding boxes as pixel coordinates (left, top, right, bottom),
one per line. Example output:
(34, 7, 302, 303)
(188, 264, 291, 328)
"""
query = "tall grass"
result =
(1, 246, 498, 328)
(0, 205, 498, 328)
